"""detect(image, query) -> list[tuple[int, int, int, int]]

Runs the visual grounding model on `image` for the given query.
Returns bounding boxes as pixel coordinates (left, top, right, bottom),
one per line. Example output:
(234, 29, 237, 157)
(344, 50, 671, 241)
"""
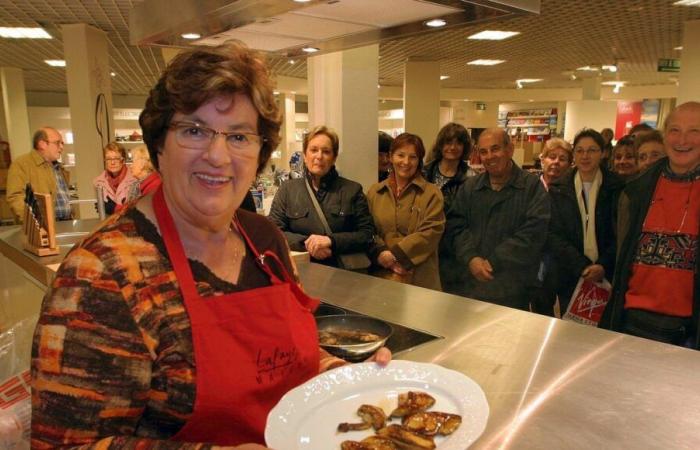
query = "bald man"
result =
(445, 128, 550, 310)
(6, 127, 72, 222)
(600, 102, 700, 349)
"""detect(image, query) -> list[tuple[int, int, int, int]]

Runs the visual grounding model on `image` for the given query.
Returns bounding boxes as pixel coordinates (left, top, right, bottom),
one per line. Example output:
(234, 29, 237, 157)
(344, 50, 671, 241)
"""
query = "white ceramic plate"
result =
(265, 360, 489, 449)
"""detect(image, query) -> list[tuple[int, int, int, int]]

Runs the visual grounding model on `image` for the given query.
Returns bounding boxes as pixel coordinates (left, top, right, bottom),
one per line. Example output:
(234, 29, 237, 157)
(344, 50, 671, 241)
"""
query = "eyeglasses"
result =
(105, 157, 124, 162)
(44, 139, 64, 146)
(169, 121, 266, 152)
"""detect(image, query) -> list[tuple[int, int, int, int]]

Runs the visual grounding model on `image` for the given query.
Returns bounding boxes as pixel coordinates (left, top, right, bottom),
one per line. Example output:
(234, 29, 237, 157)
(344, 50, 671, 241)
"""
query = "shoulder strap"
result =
(304, 177, 333, 235)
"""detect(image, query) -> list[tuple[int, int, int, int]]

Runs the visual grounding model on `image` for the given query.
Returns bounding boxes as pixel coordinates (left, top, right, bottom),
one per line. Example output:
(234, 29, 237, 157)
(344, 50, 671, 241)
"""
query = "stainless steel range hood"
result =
(130, 0, 540, 57)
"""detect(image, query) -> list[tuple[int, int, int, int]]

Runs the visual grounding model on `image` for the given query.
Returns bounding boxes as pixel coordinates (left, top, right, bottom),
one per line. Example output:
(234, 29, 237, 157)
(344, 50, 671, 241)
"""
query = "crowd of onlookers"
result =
(269, 101, 699, 350)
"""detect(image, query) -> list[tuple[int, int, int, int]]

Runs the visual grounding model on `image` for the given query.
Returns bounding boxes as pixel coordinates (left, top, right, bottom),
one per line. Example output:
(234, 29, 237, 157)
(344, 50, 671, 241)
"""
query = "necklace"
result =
(647, 177, 696, 234)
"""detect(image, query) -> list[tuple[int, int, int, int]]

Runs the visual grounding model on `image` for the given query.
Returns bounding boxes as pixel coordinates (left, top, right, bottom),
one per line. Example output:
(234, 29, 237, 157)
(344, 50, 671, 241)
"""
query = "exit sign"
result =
(658, 58, 680, 73)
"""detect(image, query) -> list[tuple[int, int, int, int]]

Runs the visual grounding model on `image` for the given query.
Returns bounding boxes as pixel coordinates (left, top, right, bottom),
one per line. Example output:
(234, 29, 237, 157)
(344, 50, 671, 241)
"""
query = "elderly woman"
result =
(268, 125, 375, 269)
(548, 129, 625, 314)
(422, 122, 472, 293)
(611, 135, 639, 179)
(367, 132, 445, 290)
(530, 138, 573, 316)
(31, 42, 388, 449)
(93, 142, 139, 214)
(635, 130, 666, 172)
(129, 144, 161, 196)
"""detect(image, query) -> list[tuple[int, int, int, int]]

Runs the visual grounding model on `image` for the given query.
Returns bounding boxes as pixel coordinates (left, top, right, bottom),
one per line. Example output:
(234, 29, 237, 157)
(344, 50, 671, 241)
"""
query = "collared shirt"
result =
(52, 162, 71, 220)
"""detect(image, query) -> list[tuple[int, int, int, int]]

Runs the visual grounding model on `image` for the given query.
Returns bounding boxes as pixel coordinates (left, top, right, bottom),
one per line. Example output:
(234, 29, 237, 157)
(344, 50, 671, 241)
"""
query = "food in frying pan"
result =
(319, 329, 382, 346)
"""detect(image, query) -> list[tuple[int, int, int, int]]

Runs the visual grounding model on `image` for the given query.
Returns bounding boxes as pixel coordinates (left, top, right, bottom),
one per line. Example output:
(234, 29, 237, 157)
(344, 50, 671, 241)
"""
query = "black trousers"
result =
(622, 309, 696, 348)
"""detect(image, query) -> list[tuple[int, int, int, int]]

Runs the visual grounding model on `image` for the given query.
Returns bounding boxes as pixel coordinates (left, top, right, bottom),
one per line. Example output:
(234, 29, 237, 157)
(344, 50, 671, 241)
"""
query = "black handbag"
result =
(304, 178, 371, 271)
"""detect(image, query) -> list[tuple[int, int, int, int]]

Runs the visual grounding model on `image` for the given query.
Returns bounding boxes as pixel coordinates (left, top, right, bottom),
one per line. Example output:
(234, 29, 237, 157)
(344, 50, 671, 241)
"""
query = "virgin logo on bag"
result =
(563, 277, 612, 326)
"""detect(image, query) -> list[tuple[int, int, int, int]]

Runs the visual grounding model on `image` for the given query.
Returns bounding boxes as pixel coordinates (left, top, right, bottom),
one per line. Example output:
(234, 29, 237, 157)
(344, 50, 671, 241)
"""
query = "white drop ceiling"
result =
(0, 0, 699, 97)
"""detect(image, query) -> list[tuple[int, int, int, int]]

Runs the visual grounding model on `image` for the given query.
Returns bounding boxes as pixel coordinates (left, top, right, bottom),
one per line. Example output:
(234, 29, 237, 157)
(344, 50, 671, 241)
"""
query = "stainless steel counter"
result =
(297, 262, 700, 449)
(2, 221, 699, 448)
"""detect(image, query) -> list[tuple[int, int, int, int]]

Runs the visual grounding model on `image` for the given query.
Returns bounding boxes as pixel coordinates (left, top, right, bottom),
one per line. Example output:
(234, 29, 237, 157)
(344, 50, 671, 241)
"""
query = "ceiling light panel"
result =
(293, 0, 460, 28)
(468, 59, 505, 66)
(468, 30, 520, 40)
(44, 60, 66, 67)
(244, 12, 373, 41)
(673, 0, 700, 6)
(0, 27, 51, 39)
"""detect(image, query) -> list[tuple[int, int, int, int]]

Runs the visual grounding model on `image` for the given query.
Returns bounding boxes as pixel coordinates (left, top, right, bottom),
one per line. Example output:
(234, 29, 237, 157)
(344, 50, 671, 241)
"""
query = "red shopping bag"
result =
(563, 277, 612, 326)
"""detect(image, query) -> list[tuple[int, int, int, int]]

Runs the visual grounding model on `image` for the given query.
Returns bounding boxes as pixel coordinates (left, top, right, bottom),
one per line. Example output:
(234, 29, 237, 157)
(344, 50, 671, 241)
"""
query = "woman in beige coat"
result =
(367, 133, 445, 290)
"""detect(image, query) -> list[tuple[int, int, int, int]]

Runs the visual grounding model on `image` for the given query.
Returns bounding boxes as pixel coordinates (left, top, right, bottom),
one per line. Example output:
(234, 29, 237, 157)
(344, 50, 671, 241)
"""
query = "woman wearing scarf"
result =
(548, 129, 625, 314)
(367, 133, 445, 290)
(93, 142, 139, 214)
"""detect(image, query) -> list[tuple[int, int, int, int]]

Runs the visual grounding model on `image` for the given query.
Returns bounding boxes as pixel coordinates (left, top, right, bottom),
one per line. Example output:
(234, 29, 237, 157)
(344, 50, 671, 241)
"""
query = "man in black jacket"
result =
(600, 102, 700, 349)
(445, 128, 550, 310)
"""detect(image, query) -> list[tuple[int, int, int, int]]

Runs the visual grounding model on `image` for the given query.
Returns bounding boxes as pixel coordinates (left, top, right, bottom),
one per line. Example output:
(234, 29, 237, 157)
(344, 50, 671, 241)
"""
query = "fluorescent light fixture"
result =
(181, 32, 201, 40)
(516, 78, 542, 83)
(602, 81, 625, 94)
(440, 75, 450, 80)
(468, 30, 520, 40)
(675, 46, 683, 50)
(467, 59, 505, 66)
(673, 0, 700, 6)
(293, 0, 312, 2)
(0, 27, 51, 39)
(302, 46, 319, 53)
(602, 64, 618, 73)
(576, 65, 600, 71)
(44, 60, 66, 67)
(425, 19, 447, 28)
(273, 91, 280, 95)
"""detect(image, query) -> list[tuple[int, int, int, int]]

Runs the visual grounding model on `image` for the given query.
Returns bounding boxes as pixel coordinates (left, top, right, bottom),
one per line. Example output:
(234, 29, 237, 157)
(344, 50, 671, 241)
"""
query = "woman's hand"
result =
(581, 264, 605, 282)
(390, 263, 411, 276)
(378, 250, 397, 269)
(305, 235, 332, 260)
(364, 346, 392, 366)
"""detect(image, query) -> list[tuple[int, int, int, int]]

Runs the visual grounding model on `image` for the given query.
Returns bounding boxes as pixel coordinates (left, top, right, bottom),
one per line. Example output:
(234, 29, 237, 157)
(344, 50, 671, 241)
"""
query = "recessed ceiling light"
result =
(302, 46, 319, 53)
(468, 30, 520, 40)
(425, 19, 447, 28)
(674, 0, 700, 6)
(576, 65, 600, 71)
(0, 27, 51, 39)
(602, 64, 618, 73)
(110, 72, 116, 77)
(440, 75, 450, 80)
(467, 59, 505, 66)
(289, 59, 296, 65)
(516, 78, 542, 83)
(463, 98, 469, 101)
(45, 60, 66, 67)
(601, 81, 626, 86)
(675, 46, 684, 50)
(528, 99, 534, 102)
(293, 0, 312, 2)
(181, 33, 201, 40)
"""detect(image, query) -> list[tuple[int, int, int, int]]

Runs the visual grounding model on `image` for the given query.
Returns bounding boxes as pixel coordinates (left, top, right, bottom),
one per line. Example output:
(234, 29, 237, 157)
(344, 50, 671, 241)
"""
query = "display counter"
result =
(1, 220, 699, 448)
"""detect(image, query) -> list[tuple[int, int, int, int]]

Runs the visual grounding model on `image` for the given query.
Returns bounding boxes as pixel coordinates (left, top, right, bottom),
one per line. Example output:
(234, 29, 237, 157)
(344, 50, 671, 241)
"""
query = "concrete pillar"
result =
(0, 68, 32, 161)
(278, 92, 296, 171)
(404, 59, 440, 151)
(581, 77, 601, 100)
(62, 23, 113, 219)
(678, 19, 700, 104)
(308, 45, 378, 190)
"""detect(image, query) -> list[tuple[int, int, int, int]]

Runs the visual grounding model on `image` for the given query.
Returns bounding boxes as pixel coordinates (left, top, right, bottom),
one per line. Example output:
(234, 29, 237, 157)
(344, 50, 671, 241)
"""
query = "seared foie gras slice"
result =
(402, 411, 462, 436)
(340, 437, 397, 450)
(376, 425, 436, 450)
(358, 404, 387, 430)
(390, 391, 436, 418)
(339, 404, 387, 432)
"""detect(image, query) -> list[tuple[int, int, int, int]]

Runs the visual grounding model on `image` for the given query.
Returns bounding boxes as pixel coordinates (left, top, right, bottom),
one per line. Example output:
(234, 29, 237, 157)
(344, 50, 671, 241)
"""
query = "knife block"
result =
(22, 192, 59, 256)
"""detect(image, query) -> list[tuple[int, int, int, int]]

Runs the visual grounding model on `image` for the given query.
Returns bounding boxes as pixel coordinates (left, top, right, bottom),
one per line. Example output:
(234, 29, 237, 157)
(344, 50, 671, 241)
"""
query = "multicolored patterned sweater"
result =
(31, 207, 341, 449)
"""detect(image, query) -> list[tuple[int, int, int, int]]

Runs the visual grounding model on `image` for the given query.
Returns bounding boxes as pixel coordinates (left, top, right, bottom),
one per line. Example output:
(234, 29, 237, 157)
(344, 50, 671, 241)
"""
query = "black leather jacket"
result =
(268, 167, 375, 266)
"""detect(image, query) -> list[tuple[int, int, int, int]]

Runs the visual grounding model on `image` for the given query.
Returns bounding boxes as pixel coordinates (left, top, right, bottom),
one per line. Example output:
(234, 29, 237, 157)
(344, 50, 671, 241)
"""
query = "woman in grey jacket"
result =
(268, 126, 375, 267)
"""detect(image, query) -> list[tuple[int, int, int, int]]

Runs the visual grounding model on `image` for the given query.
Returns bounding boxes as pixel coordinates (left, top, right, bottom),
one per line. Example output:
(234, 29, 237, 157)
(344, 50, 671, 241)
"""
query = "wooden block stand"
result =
(22, 192, 59, 256)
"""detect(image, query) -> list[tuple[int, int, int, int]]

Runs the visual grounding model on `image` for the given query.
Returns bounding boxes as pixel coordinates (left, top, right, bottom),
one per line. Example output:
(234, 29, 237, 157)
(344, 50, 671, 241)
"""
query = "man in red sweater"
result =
(600, 102, 700, 349)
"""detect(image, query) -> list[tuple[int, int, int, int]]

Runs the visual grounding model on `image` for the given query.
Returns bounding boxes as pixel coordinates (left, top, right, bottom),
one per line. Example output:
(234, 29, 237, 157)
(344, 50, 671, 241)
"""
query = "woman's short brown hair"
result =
(303, 125, 340, 157)
(139, 40, 280, 175)
(103, 142, 127, 160)
(429, 122, 471, 162)
(391, 132, 426, 170)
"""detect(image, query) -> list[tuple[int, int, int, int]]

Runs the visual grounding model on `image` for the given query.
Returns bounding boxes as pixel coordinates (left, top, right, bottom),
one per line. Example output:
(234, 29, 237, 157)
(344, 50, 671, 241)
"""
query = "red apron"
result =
(152, 187, 320, 446)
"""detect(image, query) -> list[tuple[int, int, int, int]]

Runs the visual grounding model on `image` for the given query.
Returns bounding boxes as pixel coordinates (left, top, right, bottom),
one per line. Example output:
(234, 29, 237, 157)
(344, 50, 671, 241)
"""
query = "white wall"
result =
(564, 100, 618, 142)
(452, 101, 499, 128)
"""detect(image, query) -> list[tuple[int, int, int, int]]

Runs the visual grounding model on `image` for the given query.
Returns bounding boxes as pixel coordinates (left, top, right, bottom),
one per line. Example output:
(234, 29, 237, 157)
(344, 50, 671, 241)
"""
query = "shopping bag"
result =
(563, 277, 612, 326)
